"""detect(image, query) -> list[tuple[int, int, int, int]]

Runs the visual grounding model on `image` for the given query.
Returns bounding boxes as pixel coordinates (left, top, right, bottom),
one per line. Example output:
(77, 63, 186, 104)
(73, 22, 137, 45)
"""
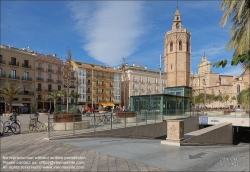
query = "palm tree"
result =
(70, 91, 80, 105)
(214, 0, 250, 69)
(0, 85, 22, 112)
(47, 91, 60, 112)
(220, 0, 249, 55)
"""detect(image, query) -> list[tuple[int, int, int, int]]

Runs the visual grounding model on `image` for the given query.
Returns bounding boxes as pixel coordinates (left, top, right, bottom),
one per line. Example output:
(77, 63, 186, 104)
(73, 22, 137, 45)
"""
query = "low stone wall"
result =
(115, 111, 136, 118)
(182, 122, 232, 145)
(53, 114, 82, 122)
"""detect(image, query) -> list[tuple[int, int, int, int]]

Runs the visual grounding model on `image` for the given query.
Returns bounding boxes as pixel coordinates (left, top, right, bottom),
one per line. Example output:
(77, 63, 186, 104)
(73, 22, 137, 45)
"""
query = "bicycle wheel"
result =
(3, 121, 10, 133)
(11, 122, 21, 134)
(104, 117, 110, 124)
(28, 120, 42, 133)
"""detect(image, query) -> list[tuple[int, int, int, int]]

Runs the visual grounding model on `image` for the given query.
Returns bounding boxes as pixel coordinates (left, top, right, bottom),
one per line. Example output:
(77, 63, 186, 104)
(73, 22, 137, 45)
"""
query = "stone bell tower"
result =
(164, 8, 191, 87)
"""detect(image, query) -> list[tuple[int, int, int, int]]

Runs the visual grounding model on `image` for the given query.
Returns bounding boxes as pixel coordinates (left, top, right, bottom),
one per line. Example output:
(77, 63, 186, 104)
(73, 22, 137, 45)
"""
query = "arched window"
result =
(170, 42, 173, 52)
(187, 42, 189, 51)
(179, 41, 182, 50)
(176, 23, 179, 29)
(176, 17, 179, 20)
(237, 85, 240, 93)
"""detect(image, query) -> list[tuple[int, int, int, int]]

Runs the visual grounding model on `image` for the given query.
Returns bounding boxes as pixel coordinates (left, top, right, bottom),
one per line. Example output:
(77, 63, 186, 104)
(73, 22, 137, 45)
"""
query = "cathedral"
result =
(164, 8, 250, 108)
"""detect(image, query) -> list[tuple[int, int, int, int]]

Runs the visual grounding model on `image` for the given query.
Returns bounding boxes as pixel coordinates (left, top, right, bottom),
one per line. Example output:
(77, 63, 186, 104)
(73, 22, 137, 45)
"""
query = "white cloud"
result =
(69, 1, 146, 66)
(192, 45, 226, 60)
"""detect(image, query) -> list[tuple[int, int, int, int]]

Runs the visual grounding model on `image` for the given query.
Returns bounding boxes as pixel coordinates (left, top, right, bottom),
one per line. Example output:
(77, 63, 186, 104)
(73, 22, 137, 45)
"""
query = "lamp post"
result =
(158, 54, 164, 93)
(122, 57, 128, 110)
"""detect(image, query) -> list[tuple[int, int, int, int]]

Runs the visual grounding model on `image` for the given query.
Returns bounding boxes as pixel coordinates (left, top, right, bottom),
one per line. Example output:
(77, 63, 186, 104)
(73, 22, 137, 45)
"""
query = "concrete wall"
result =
(79, 117, 199, 139)
(182, 122, 232, 145)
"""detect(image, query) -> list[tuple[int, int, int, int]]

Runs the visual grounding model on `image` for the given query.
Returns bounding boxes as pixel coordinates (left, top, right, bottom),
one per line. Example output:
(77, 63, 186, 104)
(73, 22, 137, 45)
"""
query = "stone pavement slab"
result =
(0, 131, 165, 172)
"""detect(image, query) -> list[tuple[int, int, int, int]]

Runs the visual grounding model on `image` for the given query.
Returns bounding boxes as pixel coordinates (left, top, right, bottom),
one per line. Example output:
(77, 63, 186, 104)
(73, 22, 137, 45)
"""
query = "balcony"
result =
(36, 77, 44, 81)
(0, 59, 6, 64)
(22, 77, 32, 81)
(36, 88, 42, 91)
(87, 74, 91, 77)
(87, 82, 92, 85)
(86, 99, 92, 101)
(19, 91, 34, 95)
(56, 80, 62, 83)
(36, 67, 44, 71)
(47, 69, 54, 73)
(22, 64, 31, 68)
(47, 79, 54, 82)
(9, 61, 19, 66)
(56, 70, 62, 74)
(47, 89, 53, 92)
(86, 91, 91, 93)
(9, 75, 19, 79)
(37, 97, 42, 101)
(0, 73, 6, 78)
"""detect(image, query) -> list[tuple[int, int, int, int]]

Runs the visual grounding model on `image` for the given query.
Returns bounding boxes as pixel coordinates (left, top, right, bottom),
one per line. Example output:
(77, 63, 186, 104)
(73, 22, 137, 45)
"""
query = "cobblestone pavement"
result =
(0, 115, 167, 172)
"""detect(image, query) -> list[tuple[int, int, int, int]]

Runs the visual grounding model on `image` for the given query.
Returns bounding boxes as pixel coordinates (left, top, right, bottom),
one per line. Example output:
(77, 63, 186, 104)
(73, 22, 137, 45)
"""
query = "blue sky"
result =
(1, 1, 243, 76)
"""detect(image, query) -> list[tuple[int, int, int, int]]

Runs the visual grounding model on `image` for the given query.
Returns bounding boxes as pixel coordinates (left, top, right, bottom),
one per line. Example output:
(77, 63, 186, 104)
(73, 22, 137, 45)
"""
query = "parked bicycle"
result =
(28, 112, 43, 133)
(96, 113, 110, 125)
(3, 112, 21, 134)
(0, 120, 4, 136)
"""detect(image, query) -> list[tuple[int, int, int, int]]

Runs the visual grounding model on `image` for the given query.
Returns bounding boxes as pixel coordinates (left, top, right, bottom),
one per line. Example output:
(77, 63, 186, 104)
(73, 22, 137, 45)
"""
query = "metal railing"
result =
(47, 110, 164, 139)
(22, 64, 31, 68)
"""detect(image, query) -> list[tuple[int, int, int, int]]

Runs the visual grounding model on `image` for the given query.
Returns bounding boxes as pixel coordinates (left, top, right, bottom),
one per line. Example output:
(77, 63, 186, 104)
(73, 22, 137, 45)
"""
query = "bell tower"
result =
(164, 8, 191, 87)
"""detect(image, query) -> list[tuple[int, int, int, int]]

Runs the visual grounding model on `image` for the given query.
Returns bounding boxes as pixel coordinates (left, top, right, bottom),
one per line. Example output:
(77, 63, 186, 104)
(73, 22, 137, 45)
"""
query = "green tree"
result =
(59, 48, 76, 113)
(0, 85, 22, 112)
(237, 88, 250, 109)
(47, 91, 60, 111)
(223, 94, 230, 107)
(70, 91, 80, 105)
(213, 0, 250, 69)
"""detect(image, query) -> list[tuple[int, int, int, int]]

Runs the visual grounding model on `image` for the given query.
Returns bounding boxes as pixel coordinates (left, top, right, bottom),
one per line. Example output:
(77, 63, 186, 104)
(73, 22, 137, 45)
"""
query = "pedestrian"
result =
(82, 106, 85, 115)
(91, 107, 94, 113)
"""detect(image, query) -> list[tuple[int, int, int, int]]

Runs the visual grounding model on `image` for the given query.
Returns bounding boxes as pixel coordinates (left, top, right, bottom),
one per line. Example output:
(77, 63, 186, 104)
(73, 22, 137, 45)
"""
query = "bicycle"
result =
(96, 113, 110, 125)
(3, 112, 21, 134)
(28, 112, 43, 133)
(0, 120, 4, 136)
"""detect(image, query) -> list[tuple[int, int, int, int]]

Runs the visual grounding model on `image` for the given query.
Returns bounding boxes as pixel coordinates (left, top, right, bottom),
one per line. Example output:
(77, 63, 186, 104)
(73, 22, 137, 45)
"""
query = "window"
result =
(38, 63, 42, 68)
(147, 85, 149, 91)
(0, 68, 2, 76)
(58, 66, 61, 72)
(170, 42, 173, 52)
(58, 85, 61, 90)
(133, 84, 135, 89)
(38, 72, 42, 79)
(176, 23, 179, 29)
(237, 85, 240, 93)
(155, 79, 158, 84)
(147, 78, 149, 83)
(24, 60, 29, 66)
(11, 57, 16, 64)
(139, 84, 142, 90)
(133, 76, 136, 81)
(179, 41, 182, 50)
(38, 83, 42, 90)
(176, 16, 179, 20)
(140, 77, 143, 82)
(155, 86, 158, 91)
(11, 70, 16, 78)
(48, 64, 52, 70)
(48, 84, 52, 91)
(48, 74, 52, 79)
(23, 72, 29, 80)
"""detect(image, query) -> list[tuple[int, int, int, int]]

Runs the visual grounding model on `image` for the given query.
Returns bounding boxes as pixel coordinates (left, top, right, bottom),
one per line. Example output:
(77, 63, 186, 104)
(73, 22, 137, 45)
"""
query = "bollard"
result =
(73, 114, 75, 135)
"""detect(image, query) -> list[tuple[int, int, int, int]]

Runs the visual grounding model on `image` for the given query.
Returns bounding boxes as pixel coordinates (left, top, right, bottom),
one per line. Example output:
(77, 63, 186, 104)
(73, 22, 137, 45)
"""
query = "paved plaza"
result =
(0, 114, 249, 171)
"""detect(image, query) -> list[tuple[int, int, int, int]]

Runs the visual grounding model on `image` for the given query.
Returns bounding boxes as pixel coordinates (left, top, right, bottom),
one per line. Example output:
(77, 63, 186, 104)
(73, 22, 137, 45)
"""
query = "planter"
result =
(53, 114, 82, 122)
(115, 111, 136, 118)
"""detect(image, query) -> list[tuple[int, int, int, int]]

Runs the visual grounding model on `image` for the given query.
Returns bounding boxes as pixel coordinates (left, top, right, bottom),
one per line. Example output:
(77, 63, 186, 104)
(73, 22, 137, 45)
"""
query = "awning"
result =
(8, 102, 24, 107)
(24, 85, 32, 92)
(101, 102, 115, 106)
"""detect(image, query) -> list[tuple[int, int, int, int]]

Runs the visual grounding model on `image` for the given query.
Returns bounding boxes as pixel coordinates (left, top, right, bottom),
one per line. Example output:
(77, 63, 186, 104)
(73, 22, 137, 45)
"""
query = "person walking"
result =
(91, 107, 94, 113)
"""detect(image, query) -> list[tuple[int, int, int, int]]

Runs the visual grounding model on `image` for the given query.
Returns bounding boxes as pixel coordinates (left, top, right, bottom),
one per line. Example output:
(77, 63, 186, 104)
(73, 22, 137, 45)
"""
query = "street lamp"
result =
(158, 54, 164, 93)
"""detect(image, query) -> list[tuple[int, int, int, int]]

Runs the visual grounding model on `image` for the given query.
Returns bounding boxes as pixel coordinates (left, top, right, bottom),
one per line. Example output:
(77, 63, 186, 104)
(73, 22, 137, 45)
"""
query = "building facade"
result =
(71, 61, 122, 109)
(164, 8, 191, 87)
(119, 63, 167, 108)
(0, 45, 36, 113)
(191, 55, 250, 108)
(35, 54, 64, 111)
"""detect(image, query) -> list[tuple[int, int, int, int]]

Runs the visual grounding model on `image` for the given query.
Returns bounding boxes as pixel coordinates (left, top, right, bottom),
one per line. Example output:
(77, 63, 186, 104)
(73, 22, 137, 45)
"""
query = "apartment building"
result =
(118, 63, 167, 108)
(35, 54, 64, 110)
(71, 61, 122, 109)
(0, 45, 36, 113)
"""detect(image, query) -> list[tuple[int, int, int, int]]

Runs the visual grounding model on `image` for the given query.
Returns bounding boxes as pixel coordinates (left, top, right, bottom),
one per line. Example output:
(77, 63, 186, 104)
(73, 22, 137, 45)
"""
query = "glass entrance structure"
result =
(130, 86, 193, 120)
